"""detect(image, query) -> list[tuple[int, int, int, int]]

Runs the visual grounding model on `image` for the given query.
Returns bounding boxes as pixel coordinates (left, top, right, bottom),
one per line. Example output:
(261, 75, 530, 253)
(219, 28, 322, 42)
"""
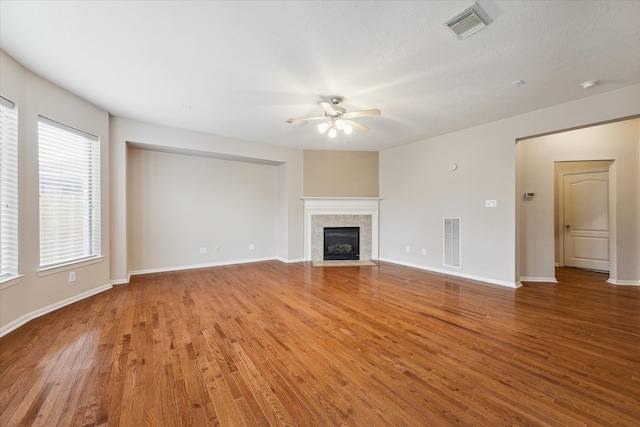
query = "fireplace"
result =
(302, 197, 381, 262)
(324, 227, 360, 261)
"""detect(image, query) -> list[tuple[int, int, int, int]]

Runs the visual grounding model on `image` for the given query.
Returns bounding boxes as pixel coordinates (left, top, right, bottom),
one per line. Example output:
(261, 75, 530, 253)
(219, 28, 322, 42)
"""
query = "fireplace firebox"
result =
(323, 227, 360, 261)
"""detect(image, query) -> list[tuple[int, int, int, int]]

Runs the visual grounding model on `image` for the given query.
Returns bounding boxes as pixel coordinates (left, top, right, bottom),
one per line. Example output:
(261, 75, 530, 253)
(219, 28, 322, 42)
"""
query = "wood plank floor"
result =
(1, 261, 639, 426)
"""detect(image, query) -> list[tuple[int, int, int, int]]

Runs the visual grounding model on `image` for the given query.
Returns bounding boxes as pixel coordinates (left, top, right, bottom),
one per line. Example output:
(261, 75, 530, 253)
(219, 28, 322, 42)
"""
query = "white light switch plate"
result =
(485, 200, 497, 208)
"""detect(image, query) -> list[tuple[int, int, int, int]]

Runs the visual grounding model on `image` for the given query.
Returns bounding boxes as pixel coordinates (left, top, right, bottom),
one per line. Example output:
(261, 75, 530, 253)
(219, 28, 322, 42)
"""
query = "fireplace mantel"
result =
(301, 197, 382, 262)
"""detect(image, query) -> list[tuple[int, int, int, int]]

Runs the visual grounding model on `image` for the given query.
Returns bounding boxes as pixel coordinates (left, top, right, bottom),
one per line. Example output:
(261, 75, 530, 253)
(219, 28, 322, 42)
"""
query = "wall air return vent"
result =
(445, 3, 490, 39)
(443, 218, 461, 268)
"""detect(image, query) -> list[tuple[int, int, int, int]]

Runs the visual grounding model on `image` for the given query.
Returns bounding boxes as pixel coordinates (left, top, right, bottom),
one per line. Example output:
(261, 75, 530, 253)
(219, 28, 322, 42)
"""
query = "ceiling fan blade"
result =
(319, 102, 337, 116)
(343, 109, 381, 119)
(286, 116, 326, 123)
(343, 119, 369, 133)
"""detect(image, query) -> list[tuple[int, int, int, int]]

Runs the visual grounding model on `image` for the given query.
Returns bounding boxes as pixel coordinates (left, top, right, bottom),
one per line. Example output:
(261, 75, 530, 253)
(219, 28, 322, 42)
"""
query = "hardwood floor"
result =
(1, 262, 638, 426)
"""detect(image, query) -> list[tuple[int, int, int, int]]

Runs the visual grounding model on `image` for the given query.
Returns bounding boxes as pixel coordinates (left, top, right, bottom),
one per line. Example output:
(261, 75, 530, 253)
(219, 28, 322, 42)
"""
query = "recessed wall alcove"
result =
(302, 197, 382, 262)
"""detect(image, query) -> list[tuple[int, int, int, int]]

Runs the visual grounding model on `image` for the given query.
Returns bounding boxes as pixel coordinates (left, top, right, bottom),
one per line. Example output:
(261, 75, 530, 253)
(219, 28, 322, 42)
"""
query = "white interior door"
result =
(563, 171, 609, 271)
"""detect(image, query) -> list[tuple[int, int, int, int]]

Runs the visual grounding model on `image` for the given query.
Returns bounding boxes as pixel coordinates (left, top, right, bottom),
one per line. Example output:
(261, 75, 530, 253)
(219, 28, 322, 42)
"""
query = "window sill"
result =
(0, 274, 25, 290)
(38, 256, 104, 277)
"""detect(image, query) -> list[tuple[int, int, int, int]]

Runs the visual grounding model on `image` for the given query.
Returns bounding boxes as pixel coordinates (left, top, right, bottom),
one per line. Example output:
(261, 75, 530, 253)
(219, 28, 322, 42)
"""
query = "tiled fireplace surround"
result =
(302, 197, 382, 262)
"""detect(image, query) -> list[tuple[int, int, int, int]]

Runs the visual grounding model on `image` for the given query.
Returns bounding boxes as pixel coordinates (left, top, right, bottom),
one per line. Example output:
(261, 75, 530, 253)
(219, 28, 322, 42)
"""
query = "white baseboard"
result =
(0, 283, 112, 338)
(378, 258, 520, 288)
(115, 257, 305, 284)
(520, 276, 559, 283)
(276, 257, 305, 264)
(607, 278, 640, 286)
(112, 276, 131, 285)
(128, 257, 278, 278)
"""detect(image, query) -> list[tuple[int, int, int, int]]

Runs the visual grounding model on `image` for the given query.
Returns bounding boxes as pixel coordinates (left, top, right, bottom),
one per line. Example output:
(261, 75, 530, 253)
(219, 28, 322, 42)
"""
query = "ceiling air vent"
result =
(445, 3, 490, 39)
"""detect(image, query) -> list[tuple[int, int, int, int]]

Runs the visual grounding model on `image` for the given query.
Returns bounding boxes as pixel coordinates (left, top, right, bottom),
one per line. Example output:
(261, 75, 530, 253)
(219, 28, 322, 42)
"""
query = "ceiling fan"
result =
(286, 96, 381, 138)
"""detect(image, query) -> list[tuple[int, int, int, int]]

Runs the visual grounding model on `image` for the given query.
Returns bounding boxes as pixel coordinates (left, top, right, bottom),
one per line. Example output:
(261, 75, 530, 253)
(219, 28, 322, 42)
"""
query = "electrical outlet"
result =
(200, 247, 207, 254)
(485, 199, 498, 208)
(405, 246, 410, 253)
(69, 271, 76, 282)
(249, 244, 255, 250)
(422, 249, 426, 255)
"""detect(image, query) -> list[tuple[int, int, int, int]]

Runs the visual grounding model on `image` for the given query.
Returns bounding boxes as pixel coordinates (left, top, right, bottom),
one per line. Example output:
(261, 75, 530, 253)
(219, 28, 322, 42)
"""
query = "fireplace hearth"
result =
(324, 227, 360, 261)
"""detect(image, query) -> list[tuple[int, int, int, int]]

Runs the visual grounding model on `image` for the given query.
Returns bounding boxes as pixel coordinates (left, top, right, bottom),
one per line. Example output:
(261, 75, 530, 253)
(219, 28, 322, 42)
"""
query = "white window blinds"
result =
(0, 96, 19, 280)
(38, 116, 101, 268)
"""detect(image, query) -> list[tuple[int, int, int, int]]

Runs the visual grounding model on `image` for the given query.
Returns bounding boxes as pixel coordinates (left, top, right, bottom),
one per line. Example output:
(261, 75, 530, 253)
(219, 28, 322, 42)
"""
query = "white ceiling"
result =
(1, 1, 639, 151)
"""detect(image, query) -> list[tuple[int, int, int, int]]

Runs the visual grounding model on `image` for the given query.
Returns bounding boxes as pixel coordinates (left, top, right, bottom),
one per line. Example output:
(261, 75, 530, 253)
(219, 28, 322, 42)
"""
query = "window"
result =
(0, 96, 19, 281)
(38, 117, 100, 268)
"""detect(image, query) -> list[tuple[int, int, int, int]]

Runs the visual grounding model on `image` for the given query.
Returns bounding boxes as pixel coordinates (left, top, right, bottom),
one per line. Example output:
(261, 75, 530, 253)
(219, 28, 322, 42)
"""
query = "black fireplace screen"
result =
(323, 227, 360, 261)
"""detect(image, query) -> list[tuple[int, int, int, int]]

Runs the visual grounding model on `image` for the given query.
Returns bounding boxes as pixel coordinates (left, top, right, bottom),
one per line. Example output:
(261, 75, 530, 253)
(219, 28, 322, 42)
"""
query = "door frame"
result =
(557, 165, 612, 269)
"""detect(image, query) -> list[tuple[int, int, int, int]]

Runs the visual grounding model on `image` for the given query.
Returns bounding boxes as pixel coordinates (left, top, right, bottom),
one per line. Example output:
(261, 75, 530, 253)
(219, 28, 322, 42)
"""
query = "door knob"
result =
(565, 224, 570, 229)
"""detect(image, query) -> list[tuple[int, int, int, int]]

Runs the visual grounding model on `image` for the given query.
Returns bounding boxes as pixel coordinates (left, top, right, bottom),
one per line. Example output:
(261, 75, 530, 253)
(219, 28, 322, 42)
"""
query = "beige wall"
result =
(553, 160, 611, 266)
(127, 148, 279, 272)
(0, 50, 111, 335)
(380, 119, 517, 286)
(303, 150, 378, 197)
(380, 84, 640, 287)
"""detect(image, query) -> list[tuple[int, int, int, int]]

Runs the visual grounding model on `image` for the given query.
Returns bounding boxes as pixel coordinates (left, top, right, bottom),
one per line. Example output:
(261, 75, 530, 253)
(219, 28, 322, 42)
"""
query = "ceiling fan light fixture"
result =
(287, 96, 380, 139)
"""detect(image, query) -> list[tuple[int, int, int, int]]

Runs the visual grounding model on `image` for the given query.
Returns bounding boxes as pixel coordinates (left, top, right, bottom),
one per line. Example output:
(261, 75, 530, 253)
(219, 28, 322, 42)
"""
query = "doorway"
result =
(518, 117, 639, 285)
(557, 165, 610, 272)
